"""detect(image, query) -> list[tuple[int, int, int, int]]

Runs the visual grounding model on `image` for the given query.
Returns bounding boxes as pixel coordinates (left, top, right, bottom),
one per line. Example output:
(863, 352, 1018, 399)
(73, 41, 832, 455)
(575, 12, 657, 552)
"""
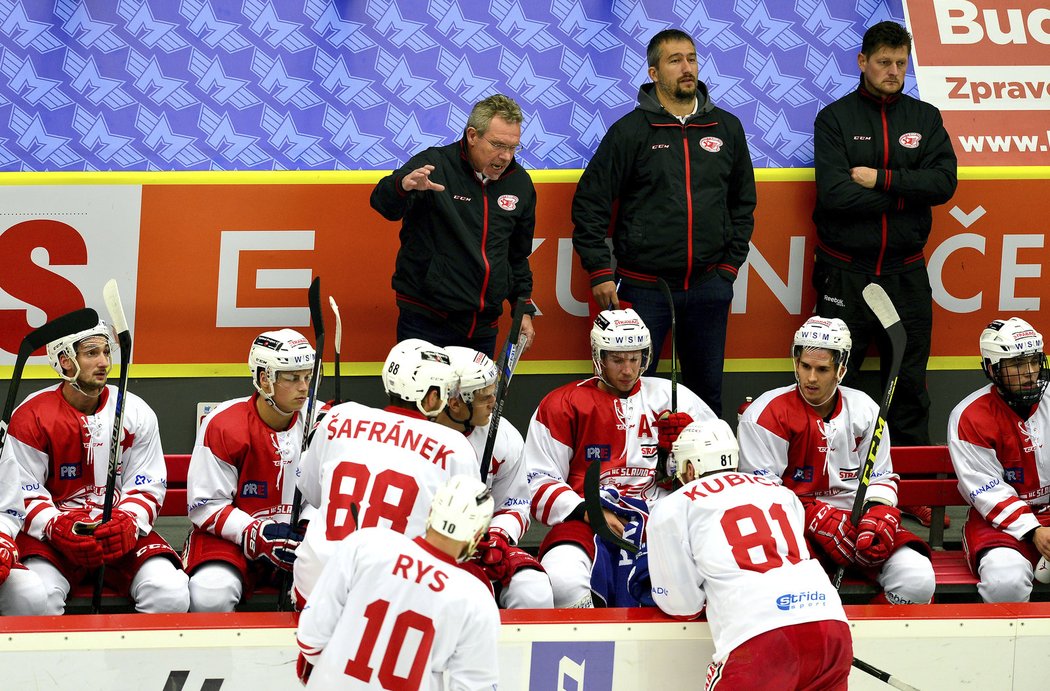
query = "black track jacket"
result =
(813, 80, 958, 275)
(572, 82, 756, 291)
(371, 138, 536, 338)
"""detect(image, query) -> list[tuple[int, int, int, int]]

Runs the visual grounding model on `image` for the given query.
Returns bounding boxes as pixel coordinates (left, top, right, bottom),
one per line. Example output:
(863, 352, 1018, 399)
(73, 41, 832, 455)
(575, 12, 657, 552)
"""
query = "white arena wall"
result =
(1, 605, 1047, 690)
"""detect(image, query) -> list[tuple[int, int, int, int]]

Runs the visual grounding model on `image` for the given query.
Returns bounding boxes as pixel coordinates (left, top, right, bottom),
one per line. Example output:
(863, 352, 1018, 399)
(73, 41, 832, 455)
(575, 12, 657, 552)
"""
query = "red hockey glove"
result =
(242, 519, 303, 571)
(296, 652, 313, 686)
(0, 533, 17, 585)
(475, 528, 512, 583)
(46, 510, 104, 569)
(93, 510, 138, 564)
(656, 411, 694, 453)
(855, 504, 901, 568)
(804, 501, 856, 568)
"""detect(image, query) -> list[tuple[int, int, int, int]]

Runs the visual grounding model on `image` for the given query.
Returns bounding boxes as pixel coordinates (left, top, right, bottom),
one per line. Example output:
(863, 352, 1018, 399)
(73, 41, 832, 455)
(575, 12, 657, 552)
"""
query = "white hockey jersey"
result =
(948, 384, 1050, 540)
(294, 402, 478, 600)
(2, 383, 166, 539)
(187, 393, 306, 542)
(297, 527, 499, 690)
(737, 384, 898, 509)
(525, 376, 716, 525)
(647, 470, 847, 663)
(0, 440, 25, 542)
(467, 418, 530, 543)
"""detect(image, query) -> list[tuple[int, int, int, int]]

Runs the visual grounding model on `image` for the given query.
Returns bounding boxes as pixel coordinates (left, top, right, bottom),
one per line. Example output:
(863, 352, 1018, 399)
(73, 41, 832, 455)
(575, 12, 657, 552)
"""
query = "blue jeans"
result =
(396, 308, 498, 359)
(619, 276, 734, 417)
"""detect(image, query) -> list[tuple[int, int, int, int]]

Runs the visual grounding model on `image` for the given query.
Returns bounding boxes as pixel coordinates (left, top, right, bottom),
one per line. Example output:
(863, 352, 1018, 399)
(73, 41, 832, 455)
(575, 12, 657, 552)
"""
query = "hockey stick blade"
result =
(329, 296, 342, 404)
(584, 459, 638, 554)
(1, 308, 99, 452)
(862, 283, 902, 330)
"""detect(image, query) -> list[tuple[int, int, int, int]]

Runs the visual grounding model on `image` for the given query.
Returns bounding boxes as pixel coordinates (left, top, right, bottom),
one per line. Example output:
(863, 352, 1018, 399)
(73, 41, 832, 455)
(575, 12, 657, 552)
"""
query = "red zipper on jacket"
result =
(876, 102, 890, 276)
(681, 128, 694, 289)
(472, 189, 491, 338)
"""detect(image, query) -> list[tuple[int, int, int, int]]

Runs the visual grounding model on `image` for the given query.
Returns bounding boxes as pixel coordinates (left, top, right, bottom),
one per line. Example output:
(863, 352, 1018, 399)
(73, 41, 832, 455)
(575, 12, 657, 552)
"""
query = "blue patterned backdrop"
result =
(0, 0, 914, 171)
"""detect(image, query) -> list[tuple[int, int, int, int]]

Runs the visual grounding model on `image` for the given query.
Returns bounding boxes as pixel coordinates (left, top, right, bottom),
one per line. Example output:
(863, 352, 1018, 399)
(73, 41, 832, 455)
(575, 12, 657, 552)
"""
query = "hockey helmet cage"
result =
(671, 419, 739, 482)
(792, 316, 851, 368)
(382, 339, 457, 417)
(590, 308, 653, 377)
(427, 475, 494, 562)
(980, 318, 1049, 405)
(445, 346, 498, 404)
(46, 320, 114, 382)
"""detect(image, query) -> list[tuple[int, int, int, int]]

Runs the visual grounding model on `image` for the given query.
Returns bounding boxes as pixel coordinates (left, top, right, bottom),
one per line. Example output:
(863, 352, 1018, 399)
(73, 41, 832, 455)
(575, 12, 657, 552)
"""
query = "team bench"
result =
(71, 449, 1046, 610)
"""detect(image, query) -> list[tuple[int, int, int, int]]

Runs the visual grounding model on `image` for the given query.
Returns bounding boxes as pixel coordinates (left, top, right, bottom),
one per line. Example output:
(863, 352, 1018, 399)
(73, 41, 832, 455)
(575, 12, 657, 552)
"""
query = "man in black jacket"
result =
(572, 29, 756, 418)
(370, 94, 536, 358)
(813, 21, 957, 451)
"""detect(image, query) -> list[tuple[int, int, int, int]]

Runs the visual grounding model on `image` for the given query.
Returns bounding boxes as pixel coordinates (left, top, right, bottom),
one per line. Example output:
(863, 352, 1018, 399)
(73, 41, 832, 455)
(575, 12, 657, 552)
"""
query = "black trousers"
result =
(813, 261, 933, 446)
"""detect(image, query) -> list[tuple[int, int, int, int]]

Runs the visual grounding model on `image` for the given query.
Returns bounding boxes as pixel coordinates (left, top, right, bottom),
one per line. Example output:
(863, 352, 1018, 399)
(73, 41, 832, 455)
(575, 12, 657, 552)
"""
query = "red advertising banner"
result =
(905, 0, 1050, 165)
(0, 174, 1046, 374)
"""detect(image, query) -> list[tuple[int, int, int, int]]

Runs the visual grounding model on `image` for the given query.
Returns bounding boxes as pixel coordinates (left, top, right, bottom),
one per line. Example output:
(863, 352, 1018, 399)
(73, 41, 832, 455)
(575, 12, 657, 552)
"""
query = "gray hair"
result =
(466, 94, 523, 135)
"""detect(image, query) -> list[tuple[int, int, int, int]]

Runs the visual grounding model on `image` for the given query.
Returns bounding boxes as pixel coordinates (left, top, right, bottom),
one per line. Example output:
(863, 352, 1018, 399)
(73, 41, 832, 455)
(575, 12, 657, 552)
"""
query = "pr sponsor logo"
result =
(60, 463, 82, 480)
(585, 445, 611, 461)
(240, 481, 269, 498)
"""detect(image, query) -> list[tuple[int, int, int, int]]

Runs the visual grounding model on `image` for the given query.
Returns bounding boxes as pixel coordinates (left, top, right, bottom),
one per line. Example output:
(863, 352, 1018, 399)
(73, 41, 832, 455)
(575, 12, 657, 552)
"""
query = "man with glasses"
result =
(371, 94, 537, 358)
(948, 318, 1050, 602)
(184, 329, 317, 611)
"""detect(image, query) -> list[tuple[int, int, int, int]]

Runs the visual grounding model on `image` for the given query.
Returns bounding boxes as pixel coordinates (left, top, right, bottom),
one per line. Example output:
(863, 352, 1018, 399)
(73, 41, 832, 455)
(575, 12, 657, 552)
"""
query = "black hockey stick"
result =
(281, 277, 325, 610)
(479, 298, 527, 484)
(584, 456, 638, 554)
(655, 278, 678, 484)
(826, 284, 917, 691)
(93, 280, 133, 613)
(329, 296, 343, 405)
(1, 308, 99, 454)
(833, 283, 906, 590)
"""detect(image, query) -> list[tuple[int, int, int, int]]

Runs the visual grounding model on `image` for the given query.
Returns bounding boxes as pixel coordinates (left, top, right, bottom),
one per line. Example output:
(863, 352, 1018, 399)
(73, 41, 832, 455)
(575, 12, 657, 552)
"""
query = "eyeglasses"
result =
(482, 135, 522, 154)
(275, 371, 314, 385)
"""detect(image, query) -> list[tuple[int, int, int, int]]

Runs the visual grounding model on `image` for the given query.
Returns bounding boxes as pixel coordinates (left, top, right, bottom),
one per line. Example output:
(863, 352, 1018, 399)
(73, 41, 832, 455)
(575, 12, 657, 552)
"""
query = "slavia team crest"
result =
(899, 132, 922, 148)
(498, 194, 518, 210)
(699, 136, 723, 153)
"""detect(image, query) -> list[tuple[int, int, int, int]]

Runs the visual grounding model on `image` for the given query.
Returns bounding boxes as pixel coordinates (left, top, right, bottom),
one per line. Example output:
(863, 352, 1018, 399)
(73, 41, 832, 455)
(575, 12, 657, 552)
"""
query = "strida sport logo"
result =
(497, 194, 518, 211)
(699, 136, 723, 153)
(899, 132, 922, 148)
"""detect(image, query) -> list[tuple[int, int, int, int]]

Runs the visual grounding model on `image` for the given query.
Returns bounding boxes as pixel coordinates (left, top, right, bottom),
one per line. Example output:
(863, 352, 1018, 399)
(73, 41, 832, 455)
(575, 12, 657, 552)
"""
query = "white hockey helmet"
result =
(979, 318, 1049, 405)
(670, 419, 739, 482)
(590, 308, 652, 379)
(46, 320, 113, 382)
(382, 339, 457, 417)
(445, 346, 498, 404)
(249, 329, 316, 394)
(793, 316, 852, 369)
(426, 475, 495, 562)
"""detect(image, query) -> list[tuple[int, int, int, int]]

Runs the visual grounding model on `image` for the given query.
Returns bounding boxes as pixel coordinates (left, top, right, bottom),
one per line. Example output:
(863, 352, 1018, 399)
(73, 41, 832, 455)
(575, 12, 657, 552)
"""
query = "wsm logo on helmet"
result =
(776, 591, 827, 611)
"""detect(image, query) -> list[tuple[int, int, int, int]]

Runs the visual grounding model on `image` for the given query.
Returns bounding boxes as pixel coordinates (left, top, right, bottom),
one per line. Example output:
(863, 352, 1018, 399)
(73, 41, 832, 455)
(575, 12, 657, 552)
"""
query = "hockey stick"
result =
(654, 278, 678, 484)
(833, 283, 906, 590)
(93, 280, 133, 613)
(281, 277, 324, 611)
(329, 296, 342, 405)
(583, 458, 639, 554)
(479, 298, 528, 484)
(1, 308, 100, 455)
(851, 658, 920, 691)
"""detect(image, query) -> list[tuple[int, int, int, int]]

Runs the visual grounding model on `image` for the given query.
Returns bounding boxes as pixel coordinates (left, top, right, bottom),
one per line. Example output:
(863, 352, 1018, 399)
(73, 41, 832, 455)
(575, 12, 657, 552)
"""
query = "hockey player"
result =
(292, 339, 479, 606)
(525, 309, 716, 607)
(296, 475, 500, 690)
(644, 420, 852, 689)
(436, 346, 553, 609)
(0, 442, 48, 615)
(948, 317, 1050, 602)
(737, 316, 934, 605)
(184, 329, 316, 611)
(1, 320, 188, 614)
